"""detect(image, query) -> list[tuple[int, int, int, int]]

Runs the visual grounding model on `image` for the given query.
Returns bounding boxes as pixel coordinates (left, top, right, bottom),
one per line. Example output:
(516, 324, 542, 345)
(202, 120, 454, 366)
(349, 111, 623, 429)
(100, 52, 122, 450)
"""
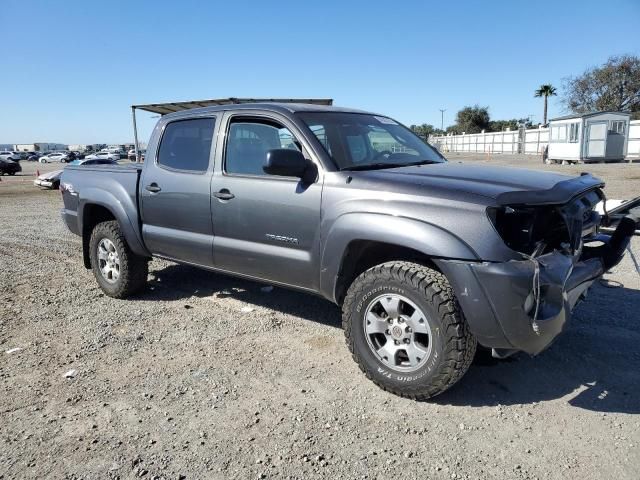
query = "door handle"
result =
(145, 183, 161, 193)
(214, 189, 235, 200)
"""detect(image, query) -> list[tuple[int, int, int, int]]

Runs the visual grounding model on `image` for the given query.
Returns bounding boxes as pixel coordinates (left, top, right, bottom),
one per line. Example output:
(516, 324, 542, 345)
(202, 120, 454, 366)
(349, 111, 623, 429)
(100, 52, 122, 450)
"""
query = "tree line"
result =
(412, 54, 640, 139)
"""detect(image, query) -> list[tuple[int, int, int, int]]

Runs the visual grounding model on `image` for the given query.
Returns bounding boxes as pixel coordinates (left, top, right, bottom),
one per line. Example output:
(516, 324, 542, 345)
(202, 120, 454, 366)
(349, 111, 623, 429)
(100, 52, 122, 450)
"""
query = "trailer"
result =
(547, 111, 631, 164)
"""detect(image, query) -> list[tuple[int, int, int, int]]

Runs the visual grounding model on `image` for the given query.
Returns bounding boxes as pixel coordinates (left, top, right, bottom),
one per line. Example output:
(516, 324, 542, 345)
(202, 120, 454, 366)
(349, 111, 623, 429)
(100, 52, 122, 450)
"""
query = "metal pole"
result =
(131, 106, 140, 162)
(439, 109, 446, 131)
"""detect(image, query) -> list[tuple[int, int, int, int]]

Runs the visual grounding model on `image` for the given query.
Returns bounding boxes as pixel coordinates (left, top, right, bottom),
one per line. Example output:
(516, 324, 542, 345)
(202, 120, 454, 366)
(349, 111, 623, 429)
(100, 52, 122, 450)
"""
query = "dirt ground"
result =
(1, 157, 639, 479)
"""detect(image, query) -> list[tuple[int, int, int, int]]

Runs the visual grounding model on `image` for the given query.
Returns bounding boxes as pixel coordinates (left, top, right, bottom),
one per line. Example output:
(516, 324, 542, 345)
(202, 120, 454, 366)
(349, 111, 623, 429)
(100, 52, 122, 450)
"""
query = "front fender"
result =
(319, 212, 479, 302)
(78, 187, 148, 257)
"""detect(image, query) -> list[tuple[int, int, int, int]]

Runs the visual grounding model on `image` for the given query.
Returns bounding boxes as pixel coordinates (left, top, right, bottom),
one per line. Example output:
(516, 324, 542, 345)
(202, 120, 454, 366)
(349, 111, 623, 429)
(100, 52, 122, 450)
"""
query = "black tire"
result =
(342, 261, 476, 400)
(89, 220, 148, 298)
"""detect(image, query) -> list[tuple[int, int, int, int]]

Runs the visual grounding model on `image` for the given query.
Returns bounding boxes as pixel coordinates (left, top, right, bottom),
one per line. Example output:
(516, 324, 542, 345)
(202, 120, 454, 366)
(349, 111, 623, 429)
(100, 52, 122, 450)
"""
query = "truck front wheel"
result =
(89, 220, 148, 298)
(342, 261, 476, 400)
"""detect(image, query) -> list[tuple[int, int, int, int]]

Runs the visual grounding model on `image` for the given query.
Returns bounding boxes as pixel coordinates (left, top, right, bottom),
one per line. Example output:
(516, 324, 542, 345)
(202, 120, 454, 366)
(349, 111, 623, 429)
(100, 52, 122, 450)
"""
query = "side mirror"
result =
(263, 149, 317, 183)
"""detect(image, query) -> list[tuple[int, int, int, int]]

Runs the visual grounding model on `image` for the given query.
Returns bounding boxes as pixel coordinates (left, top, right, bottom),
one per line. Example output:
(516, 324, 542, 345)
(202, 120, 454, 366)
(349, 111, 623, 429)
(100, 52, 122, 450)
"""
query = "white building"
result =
(14, 143, 67, 152)
(547, 112, 630, 163)
(68, 144, 105, 152)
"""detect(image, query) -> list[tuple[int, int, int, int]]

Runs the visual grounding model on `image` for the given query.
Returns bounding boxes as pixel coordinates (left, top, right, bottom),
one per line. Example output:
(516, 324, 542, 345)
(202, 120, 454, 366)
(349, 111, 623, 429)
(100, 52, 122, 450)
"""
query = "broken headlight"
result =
(487, 205, 571, 255)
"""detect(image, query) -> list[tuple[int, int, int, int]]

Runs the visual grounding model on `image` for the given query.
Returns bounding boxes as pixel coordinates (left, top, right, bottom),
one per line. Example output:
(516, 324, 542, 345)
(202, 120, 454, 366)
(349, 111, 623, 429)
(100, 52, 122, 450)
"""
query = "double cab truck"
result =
(60, 103, 637, 399)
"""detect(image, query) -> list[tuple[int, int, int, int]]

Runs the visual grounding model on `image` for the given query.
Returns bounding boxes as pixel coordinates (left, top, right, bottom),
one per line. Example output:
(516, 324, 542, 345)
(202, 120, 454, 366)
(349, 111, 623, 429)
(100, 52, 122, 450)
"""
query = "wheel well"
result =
(334, 240, 438, 305)
(81, 204, 116, 269)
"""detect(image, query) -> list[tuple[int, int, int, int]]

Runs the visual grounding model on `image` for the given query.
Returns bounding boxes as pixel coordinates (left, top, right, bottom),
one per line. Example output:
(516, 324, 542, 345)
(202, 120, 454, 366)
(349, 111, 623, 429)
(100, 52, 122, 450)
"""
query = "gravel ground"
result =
(1, 157, 639, 479)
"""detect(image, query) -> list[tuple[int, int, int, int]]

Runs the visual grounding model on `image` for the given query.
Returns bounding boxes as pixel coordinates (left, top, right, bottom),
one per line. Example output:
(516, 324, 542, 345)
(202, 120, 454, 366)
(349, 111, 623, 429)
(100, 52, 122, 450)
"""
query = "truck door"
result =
(210, 112, 322, 291)
(140, 116, 217, 266)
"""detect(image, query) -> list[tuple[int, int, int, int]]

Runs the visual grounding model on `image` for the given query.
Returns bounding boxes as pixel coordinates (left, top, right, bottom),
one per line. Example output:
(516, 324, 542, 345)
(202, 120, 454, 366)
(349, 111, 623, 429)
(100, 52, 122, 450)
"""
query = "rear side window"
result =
(158, 117, 215, 172)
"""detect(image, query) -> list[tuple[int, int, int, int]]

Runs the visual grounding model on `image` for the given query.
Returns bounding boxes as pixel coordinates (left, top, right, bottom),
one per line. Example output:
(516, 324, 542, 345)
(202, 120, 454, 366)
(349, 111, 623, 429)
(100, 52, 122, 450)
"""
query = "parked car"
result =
(0, 158, 22, 175)
(25, 151, 41, 161)
(34, 158, 118, 189)
(12, 151, 28, 160)
(127, 148, 146, 161)
(70, 151, 85, 160)
(85, 151, 121, 162)
(39, 152, 69, 163)
(60, 102, 637, 400)
(0, 151, 21, 162)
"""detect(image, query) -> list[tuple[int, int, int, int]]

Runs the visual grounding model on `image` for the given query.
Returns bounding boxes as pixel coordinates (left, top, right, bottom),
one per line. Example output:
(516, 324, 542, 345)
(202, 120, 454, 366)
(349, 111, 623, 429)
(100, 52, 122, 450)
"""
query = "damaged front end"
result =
(437, 174, 638, 357)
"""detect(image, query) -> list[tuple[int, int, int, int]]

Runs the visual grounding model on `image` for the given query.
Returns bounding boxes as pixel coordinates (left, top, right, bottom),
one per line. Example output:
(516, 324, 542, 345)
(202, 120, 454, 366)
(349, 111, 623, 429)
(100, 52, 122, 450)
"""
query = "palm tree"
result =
(534, 84, 557, 125)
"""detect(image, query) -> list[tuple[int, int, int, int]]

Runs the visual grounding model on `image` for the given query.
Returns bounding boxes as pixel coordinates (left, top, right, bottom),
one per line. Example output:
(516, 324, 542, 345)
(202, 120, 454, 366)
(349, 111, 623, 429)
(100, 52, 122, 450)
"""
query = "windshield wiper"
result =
(340, 160, 439, 171)
(339, 163, 403, 171)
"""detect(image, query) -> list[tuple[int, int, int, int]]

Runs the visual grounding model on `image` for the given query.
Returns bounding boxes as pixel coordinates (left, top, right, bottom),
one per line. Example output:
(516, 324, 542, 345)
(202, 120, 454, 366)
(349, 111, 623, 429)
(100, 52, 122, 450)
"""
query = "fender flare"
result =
(78, 187, 149, 262)
(319, 212, 479, 302)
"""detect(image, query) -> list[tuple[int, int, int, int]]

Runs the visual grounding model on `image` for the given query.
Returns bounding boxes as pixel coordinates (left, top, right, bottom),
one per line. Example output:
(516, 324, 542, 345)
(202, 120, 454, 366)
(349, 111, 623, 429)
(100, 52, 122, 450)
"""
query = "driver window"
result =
(225, 119, 301, 176)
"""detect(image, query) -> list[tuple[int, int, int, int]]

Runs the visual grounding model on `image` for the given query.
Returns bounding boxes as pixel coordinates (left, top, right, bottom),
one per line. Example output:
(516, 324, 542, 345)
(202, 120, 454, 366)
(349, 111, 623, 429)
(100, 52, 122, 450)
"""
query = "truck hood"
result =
(354, 163, 604, 206)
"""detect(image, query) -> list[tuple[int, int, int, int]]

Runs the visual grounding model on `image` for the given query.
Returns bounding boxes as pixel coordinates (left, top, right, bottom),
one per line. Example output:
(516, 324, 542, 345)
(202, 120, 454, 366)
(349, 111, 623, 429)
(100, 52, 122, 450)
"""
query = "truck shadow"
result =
(140, 264, 640, 414)
(141, 263, 342, 328)
(437, 284, 640, 414)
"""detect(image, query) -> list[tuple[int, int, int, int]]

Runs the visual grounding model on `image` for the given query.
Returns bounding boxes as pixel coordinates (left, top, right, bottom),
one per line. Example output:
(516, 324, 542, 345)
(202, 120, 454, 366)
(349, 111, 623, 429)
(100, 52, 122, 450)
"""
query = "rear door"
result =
(141, 115, 217, 266)
(209, 112, 323, 290)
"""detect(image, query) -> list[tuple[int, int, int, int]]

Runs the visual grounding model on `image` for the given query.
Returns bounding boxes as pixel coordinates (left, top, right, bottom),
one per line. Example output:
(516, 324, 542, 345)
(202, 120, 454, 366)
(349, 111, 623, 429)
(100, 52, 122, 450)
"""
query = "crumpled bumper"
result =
(436, 216, 636, 356)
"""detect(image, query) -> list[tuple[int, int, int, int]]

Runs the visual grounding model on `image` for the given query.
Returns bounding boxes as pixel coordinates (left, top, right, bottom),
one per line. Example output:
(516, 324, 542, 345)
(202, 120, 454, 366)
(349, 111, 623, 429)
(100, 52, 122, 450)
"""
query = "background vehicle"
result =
(0, 158, 22, 175)
(0, 151, 21, 162)
(104, 146, 126, 159)
(85, 151, 121, 162)
(35, 158, 118, 189)
(128, 148, 146, 161)
(39, 152, 69, 163)
(25, 151, 41, 161)
(60, 103, 636, 400)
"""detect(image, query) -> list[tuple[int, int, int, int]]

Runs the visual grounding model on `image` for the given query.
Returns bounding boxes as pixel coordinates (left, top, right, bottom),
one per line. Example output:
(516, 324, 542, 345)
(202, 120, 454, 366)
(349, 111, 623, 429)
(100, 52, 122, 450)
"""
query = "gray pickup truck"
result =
(60, 103, 636, 399)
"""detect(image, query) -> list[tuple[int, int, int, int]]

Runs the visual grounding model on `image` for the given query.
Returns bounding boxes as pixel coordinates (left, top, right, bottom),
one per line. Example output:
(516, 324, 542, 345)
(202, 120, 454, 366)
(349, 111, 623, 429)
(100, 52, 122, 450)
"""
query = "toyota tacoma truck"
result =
(60, 103, 636, 399)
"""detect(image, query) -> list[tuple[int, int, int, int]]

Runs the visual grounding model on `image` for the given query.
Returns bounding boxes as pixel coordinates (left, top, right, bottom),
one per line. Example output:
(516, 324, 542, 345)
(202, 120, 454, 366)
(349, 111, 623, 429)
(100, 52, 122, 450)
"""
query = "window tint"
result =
(225, 120, 301, 176)
(158, 117, 215, 172)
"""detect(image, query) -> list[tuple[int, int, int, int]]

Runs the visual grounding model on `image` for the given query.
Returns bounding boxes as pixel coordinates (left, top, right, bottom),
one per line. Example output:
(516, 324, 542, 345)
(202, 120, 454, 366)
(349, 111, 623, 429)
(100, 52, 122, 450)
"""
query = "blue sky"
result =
(1, 0, 639, 144)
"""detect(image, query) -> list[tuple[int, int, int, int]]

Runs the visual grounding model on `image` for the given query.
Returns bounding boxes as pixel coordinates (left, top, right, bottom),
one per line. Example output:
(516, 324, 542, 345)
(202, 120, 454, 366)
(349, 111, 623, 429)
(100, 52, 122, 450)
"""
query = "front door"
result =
(141, 116, 217, 266)
(585, 121, 607, 159)
(210, 113, 322, 290)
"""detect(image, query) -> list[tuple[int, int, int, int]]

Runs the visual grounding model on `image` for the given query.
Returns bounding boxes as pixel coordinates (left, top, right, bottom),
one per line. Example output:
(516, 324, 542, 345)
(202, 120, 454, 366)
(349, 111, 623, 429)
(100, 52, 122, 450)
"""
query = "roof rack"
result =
(130, 97, 333, 161)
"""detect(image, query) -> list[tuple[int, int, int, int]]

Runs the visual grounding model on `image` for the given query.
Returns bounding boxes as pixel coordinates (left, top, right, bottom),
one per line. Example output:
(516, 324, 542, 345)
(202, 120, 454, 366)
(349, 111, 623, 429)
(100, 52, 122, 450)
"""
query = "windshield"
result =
(296, 112, 445, 170)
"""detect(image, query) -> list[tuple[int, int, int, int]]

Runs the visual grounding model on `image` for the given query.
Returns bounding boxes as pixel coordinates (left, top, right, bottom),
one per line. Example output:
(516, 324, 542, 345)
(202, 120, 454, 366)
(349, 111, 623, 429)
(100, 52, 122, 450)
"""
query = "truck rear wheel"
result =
(342, 261, 476, 400)
(89, 220, 148, 298)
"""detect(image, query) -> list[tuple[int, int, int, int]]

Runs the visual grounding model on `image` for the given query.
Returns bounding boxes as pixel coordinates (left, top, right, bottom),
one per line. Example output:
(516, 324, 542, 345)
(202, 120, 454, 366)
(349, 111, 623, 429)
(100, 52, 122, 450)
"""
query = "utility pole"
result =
(439, 109, 446, 131)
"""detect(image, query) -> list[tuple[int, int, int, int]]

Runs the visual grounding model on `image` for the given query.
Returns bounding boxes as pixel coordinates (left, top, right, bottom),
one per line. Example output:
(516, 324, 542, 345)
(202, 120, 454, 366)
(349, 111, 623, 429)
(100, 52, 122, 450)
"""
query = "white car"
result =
(85, 151, 120, 162)
(39, 152, 69, 163)
(34, 158, 118, 189)
(0, 151, 21, 161)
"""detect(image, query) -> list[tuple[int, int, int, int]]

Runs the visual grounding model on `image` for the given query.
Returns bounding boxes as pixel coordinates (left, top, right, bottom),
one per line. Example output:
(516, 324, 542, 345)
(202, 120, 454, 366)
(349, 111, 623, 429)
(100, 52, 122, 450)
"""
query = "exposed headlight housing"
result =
(487, 205, 571, 255)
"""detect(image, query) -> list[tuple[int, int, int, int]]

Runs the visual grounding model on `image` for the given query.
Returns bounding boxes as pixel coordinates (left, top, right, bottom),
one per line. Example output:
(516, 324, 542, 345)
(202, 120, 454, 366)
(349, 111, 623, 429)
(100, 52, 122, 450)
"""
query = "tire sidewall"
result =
(89, 225, 123, 296)
(348, 278, 448, 389)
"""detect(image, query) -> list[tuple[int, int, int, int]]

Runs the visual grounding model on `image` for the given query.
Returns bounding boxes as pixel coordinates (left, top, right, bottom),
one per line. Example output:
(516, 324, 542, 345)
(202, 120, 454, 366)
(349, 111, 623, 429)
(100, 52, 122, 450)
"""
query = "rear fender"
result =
(78, 188, 148, 261)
